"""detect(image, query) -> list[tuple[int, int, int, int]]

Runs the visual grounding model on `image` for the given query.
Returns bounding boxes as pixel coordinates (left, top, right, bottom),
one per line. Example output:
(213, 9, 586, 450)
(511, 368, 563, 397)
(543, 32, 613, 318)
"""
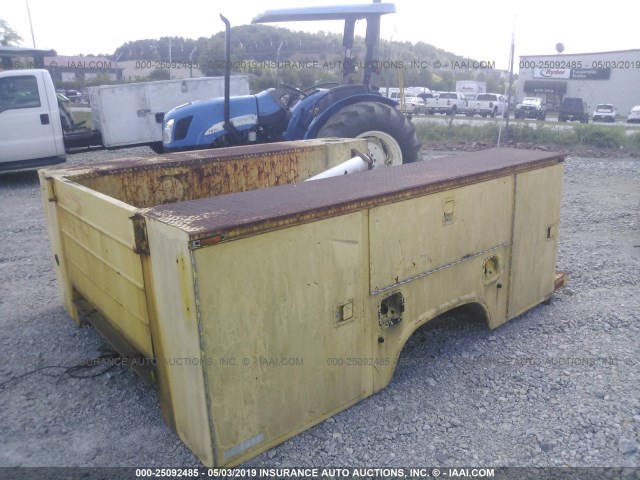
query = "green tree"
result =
(0, 19, 23, 46)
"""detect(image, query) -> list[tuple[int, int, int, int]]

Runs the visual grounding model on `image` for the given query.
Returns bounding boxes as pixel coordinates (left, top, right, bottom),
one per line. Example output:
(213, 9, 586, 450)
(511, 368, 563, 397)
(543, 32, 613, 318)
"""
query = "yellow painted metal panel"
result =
(369, 244, 511, 391)
(39, 172, 80, 323)
(53, 178, 138, 249)
(193, 213, 370, 465)
(49, 176, 152, 357)
(144, 218, 214, 467)
(369, 177, 514, 293)
(65, 260, 153, 357)
(57, 206, 145, 288)
(508, 164, 564, 317)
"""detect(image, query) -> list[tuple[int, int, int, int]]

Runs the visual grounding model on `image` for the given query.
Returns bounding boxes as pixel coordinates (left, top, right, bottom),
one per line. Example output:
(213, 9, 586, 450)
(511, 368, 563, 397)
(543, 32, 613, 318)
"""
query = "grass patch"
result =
(415, 121, 499, 144)
(573, 124, 626, 149)
(416, 120, 640, 152)
(507, 124, 578, 146)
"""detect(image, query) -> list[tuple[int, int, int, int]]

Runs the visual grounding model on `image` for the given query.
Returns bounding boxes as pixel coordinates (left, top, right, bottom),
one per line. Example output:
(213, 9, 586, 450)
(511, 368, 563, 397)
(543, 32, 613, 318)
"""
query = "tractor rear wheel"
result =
(317, 102, 421, 166)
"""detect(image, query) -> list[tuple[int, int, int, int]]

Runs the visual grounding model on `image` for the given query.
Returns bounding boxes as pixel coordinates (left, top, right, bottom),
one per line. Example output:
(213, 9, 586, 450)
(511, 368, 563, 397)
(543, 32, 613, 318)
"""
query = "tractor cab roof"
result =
(251, 3, 396, 86)
(252, 3, 395, 23)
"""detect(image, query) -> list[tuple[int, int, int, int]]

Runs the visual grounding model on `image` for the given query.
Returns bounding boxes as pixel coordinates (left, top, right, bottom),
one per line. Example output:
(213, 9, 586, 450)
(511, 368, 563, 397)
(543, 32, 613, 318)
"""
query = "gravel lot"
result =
(0, 146, 638, 471)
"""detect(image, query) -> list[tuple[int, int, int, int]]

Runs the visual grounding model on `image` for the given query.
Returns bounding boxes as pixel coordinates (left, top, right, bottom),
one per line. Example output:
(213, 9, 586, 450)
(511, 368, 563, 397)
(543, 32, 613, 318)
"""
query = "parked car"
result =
(558, 97, 589, 123)
(592, 104, 617, 123)
(514, 97, 547, 120)
(627, 105, 640, 123)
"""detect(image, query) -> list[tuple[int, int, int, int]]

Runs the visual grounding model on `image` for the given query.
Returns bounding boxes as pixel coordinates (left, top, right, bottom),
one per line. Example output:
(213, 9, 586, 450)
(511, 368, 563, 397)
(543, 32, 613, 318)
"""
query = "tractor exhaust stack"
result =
(219, 14, 239, 141)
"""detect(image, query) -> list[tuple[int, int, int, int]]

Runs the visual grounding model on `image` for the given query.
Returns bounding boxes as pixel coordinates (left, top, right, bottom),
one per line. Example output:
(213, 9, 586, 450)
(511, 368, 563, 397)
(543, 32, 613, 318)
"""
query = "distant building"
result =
(44, 55, 123, 83)
(0, 46, 56, 70)
(517, 49, 640, 114)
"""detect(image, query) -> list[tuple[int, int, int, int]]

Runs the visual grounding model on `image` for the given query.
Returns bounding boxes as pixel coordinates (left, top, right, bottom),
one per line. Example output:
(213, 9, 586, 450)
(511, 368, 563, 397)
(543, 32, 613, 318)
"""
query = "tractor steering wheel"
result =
(280, 83, 307, 98)
(280, 82, 341, 107)
(280, 82, 309, 108)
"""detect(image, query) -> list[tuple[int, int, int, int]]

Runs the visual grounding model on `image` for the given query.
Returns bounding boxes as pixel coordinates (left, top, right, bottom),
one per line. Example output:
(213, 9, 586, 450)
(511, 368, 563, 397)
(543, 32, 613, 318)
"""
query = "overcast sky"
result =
(3, 0, 638, 69)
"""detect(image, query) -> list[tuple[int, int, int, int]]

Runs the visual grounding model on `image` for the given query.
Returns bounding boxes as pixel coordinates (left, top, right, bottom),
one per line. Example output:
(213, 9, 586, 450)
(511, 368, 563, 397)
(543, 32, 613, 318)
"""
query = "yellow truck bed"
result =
(39, 139, 564, 466)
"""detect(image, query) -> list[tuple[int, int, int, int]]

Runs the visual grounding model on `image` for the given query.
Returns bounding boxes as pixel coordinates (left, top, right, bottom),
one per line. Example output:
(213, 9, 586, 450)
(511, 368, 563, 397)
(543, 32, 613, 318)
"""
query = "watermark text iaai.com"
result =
(185, 59, 496, 71)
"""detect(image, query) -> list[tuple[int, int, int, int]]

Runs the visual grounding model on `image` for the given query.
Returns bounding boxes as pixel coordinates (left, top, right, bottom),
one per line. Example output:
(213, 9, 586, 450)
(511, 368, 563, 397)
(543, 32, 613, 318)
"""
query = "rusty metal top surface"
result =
(141, 148, 564, 241)
(41, 141, 333, 179)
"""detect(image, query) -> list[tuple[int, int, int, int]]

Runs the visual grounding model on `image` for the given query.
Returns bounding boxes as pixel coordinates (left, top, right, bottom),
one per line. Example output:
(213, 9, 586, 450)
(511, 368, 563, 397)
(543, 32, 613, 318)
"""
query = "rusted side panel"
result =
(67, 139, 365, 208)
(79, 153, 301, 207)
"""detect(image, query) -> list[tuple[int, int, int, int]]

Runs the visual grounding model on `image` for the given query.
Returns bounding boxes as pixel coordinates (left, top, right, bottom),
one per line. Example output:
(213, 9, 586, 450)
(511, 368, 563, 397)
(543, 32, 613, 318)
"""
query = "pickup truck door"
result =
(0, 72, 61, 164)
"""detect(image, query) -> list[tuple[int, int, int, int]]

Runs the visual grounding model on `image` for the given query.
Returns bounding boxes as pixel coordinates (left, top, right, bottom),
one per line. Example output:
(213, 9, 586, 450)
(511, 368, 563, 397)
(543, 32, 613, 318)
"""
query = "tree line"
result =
(111, 24, 505, 92)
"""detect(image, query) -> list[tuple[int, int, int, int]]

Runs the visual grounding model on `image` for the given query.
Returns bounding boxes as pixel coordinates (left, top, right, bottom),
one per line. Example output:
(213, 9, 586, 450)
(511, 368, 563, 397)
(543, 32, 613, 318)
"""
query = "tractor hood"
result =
(163, 89, 285, 151)
(163, 96, 256, 150)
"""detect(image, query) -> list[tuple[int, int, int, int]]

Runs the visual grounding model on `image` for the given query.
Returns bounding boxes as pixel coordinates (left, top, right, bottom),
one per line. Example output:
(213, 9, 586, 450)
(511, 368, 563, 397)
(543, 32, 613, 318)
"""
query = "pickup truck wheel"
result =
(317, 101, 421, 165)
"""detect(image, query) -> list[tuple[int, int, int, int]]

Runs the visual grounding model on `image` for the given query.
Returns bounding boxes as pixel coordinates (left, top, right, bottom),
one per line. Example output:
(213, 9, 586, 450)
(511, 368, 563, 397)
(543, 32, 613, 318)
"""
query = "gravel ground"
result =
(0, 146, 638, 470)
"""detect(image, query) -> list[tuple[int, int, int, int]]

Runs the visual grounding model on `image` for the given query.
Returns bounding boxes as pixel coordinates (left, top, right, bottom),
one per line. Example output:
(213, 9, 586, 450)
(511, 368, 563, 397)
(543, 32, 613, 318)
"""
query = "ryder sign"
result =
(534, 68, 571, 79)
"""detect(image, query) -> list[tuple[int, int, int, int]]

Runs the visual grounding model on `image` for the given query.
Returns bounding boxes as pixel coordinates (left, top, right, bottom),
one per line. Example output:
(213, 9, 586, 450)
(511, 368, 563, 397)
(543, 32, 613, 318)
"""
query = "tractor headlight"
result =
(163, 118, 175, 144)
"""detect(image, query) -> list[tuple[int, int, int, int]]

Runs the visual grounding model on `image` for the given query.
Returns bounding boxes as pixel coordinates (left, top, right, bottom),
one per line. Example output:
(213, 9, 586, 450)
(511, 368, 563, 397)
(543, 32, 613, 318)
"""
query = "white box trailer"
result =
(88, 76, 250, 148)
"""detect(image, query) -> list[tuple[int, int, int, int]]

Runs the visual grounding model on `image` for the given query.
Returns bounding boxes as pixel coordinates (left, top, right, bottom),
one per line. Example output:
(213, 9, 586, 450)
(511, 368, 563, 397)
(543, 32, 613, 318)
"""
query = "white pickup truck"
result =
(423, 91, 468, 115)
(0, 69, 249, 172)
(466, 93, 507, 118)
(386, 90, 424, 113)
(0, 70, 66, 171)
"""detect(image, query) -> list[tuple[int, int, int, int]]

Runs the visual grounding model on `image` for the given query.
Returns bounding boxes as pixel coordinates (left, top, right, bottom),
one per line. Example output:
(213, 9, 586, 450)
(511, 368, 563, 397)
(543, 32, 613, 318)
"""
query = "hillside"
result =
(111, 25, 504, 92)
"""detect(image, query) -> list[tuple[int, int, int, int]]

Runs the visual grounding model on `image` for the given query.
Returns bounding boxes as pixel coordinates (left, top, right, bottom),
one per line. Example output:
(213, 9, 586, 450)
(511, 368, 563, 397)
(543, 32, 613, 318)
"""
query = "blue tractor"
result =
(162, 3, 421, 167)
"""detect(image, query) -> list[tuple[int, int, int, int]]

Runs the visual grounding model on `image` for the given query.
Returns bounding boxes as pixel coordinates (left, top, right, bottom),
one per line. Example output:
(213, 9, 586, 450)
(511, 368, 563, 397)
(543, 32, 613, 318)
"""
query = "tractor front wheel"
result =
(317, 102, 421, 166)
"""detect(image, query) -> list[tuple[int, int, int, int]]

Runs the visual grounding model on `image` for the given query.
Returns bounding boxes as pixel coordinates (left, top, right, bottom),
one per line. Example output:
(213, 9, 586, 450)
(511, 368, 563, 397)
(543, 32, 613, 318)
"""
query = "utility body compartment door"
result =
(508, 165, 563, 317)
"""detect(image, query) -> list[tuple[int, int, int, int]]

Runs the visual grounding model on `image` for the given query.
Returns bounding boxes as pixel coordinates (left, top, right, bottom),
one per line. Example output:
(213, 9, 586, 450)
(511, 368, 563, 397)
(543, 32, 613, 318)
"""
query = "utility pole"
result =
(168, 37, 172, 79)
(498, 17, 515, 147)
(26, 0, 36, 48)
